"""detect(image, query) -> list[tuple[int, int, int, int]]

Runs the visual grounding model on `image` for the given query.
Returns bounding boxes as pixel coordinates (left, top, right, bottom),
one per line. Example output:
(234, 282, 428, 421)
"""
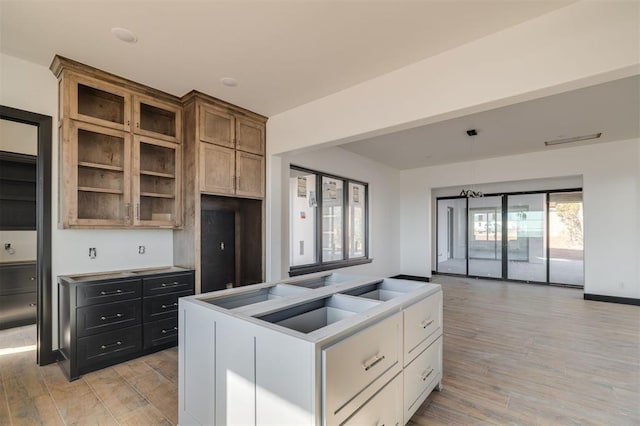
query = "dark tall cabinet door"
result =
(201, 210, 236, 293)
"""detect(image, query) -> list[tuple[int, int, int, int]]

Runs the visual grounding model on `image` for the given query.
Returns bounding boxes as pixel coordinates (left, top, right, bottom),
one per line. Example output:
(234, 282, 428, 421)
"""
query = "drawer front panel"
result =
(77, 299, 141, 337)
(323, 312, 402, 423)
(77, 325, 142, 370)
(343, 372, 403, 426)
(404, 291, 442, 365)
(76, 278, 141, 307)
(143, 273, 194, 296)
(143, 317, 179, 349)
(0, 292, 37, 329)
(143, 290, 192, 322)
(404, 336, 443, 421)
(0, 263, 36, 295)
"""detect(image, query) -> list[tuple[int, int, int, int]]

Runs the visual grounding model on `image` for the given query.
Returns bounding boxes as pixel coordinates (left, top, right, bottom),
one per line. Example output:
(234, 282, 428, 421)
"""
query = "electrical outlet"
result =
(89, 247, 97, 259)
(138, 245, 146, 254)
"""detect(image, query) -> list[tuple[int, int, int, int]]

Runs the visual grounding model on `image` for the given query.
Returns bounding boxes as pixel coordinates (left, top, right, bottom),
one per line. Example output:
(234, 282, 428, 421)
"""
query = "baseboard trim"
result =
(584, 293, 640, 306)
(390, 274, 430, 282)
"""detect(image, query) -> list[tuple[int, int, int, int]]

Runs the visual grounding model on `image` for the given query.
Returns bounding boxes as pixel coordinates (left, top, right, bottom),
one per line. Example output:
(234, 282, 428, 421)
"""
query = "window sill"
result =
(289, 258, 373, 277)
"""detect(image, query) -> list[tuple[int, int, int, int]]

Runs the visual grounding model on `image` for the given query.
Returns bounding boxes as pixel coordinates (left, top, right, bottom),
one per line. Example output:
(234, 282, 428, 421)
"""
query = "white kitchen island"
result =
(178, 272, 443, 425)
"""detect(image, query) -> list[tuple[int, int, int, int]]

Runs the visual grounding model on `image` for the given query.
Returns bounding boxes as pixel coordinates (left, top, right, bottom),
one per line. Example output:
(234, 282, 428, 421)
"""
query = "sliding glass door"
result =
(507, 194, 547, 282)
(436, 198, 467, 275)
(549, 192, 584, 285)
(468, 196, 502, 278)
(436, 189, 583, 287)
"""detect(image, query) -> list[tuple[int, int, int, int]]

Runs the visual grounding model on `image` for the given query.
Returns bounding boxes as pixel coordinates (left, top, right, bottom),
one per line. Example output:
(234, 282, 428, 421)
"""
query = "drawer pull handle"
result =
(160, 281, 180, 288)
(161, 327, 179, 334)
(100, 289, 123, 296)
(100, 341, 122, 350)
(161, 302, 179, 309)
(421, 319, 434, 329)
(100, 313, 123, 321)
(420, 368, 434, 381)
(363, 354, 385, 371)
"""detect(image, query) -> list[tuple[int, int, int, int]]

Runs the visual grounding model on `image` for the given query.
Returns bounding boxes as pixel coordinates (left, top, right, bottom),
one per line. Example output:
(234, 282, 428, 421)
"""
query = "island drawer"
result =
(322, 312, 402, 425)
(404, 290, 442, 365)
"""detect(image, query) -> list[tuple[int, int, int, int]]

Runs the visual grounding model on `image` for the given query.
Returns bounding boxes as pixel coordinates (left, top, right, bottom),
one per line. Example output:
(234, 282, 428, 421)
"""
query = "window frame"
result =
(289, 165, 371, 276)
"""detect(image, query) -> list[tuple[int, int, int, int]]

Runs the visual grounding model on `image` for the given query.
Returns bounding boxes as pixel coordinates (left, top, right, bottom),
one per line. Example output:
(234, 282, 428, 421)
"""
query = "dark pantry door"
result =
(201, 210, 236, 293)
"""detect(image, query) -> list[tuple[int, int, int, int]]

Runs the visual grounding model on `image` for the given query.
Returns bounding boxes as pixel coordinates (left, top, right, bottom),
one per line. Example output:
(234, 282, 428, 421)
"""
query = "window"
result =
(289, 165, 370, 275)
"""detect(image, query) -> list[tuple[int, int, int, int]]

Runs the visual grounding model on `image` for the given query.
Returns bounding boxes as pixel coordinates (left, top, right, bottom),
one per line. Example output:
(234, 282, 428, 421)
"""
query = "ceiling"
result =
(0, 1, 574, 117)
(339, 75, 640, 170)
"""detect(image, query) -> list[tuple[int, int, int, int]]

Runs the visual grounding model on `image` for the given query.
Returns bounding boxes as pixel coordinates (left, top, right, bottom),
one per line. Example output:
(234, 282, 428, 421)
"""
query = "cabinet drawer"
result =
(76, 279, 141, 307)
(143, 273, 194, 296)
(143, 290, 192, 322)
(77, 299, 141, 338)
(404, 291, 442, 365)
(77, 325, 142, 371)
(143, 317, 178, 349)
(323, 312, 402, 425)
(404, 336, 442, 422)
(343, 372, 403, 426)
(0, 262, 36, 295)
(0, 292, 36, 329)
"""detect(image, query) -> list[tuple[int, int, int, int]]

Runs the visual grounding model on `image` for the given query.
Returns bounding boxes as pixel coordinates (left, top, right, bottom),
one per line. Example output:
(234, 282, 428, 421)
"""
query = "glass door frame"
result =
(435, 187, 583, 288)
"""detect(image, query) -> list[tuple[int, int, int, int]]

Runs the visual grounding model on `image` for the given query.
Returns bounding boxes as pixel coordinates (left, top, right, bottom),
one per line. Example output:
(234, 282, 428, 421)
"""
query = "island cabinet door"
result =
(215, 315, 256, 426)
(179, 304, 216, 426)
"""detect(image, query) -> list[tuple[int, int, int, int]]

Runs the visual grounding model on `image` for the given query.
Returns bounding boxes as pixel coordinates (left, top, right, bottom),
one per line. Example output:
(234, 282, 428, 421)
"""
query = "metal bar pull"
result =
(420, 319, 434, 329)
(161, 302, 179, 309)
(160, 281, 180, 288)
(100, 313, 123, 321)
(161, 327, 179, 334)
(101, 341, 122, 350)
(420, 368, 434, 381)
(100, 289, 123, 296)
(363, 354, 385, 371)
(125, 203, 131, 222)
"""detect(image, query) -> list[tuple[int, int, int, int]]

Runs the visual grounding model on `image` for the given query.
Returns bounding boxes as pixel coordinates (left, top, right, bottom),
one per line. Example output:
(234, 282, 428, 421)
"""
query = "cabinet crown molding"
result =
(50, 55, 181, 106)
(181, 90, 267, 123)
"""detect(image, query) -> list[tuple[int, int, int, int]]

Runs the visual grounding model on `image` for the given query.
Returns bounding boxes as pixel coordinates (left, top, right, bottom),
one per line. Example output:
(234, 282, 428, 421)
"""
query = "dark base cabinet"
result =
(0, 261, 37, 330)
(58, 268, 194, 381)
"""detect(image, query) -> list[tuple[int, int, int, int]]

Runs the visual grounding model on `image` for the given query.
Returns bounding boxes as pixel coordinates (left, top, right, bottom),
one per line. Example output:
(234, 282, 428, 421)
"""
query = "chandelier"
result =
(459, 189, 484, 198)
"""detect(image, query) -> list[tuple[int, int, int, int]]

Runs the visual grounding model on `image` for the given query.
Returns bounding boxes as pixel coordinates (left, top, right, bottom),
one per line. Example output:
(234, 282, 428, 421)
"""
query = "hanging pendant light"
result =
(460, 129, 484, 198)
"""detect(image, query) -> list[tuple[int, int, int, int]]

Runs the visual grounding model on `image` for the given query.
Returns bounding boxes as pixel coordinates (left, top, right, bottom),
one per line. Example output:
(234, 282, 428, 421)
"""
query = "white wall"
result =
(267, 1, 639, 156)
(270, 146, 401, 280)
(399, 139, 640, 299)
(1, 53, 174, 347)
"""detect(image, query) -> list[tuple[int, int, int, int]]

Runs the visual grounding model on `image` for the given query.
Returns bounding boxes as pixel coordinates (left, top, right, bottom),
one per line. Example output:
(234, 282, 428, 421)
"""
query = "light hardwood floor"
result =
(1, 276, 638, 425)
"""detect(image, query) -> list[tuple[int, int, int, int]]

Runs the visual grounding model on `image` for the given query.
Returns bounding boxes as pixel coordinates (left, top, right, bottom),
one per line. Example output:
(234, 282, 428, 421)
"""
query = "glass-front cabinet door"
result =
(65, 120, 131, 227)
(132, 136, 181, 227)
(133, 95, 181, 143)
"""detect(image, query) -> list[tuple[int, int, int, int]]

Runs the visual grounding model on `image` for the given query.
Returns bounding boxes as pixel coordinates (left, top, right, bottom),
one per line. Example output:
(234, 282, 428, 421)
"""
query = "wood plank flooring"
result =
(1, 275, 638, 425)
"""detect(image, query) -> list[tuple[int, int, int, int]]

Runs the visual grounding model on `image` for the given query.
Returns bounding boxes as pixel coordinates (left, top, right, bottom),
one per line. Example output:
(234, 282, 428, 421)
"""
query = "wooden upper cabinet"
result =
(62, 120, 132, 228)
(132, 136, 182, 227)
(199, 105, 235, 148)
(236, 151, 265, 198)
(52, 55, 183, 229)
(67, 73, 132, 132)
(200, 144, 235, 195)
(236, 117, 265, 155)
(134, 95, 182, 143)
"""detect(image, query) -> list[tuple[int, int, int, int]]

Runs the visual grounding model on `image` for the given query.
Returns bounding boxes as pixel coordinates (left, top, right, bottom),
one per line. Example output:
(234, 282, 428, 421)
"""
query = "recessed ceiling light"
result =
(544, 132, 602, 146)
(111, 27, 138, 43)
(221, 77, 238, 87)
